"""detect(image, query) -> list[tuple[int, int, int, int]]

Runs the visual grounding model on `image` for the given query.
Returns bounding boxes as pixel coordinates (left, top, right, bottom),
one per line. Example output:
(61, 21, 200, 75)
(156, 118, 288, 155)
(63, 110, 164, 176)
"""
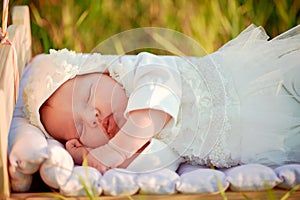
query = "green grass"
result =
(1, 0, 300, 55)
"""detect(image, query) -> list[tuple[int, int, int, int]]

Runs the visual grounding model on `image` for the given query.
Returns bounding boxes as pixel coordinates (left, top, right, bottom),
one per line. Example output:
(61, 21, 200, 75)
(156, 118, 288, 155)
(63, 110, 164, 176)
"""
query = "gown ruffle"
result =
(161, 24, 300, 168)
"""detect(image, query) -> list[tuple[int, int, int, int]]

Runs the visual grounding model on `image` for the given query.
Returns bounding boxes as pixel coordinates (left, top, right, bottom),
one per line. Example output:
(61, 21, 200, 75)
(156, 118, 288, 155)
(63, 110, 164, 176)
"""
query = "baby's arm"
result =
(87, 53, 180, 173)
(87, 108, 171, 173)
(65, 139, 89, 165)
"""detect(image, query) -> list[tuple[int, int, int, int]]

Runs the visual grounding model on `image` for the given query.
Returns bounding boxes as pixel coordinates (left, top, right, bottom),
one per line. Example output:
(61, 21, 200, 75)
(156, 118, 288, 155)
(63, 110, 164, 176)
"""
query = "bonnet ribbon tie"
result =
(1, 0, 11, 44)
(0, 27, 12, 45)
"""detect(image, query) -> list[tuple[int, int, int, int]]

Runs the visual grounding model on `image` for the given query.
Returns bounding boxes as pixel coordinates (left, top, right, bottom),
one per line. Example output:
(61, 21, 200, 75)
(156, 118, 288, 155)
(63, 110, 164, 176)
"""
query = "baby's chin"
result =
(79, 134, 110, 149)
(113, 113, 127, 131)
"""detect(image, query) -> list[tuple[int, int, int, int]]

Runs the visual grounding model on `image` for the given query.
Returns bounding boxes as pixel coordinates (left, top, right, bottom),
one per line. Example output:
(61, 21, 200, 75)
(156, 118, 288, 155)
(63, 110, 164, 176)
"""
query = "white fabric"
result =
(176, 168, 229, 194)
(275, 164, 300, 189)
(224, 25, 300, 166)
(8, 119, 48, 174)
(136, 168, 179, 194)
(100, 168, 139, 196)
(126, 138, 183, 172)
(8, 66, 49, 174)
(60, 166, 102, 196)
(156, 24, 300, 168)
(22, 50, 110, 137)
(225, 164, 281, 191)
(8, 165, 32, 192)
(112, 52, 182, 124)
(39, 139, 74, 189)
(176, 163, 209, 175)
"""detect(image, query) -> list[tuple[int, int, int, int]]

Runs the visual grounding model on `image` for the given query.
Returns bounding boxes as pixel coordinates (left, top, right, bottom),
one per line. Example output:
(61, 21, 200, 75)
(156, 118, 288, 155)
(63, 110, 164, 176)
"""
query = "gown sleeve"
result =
(123, 52, 182, 125)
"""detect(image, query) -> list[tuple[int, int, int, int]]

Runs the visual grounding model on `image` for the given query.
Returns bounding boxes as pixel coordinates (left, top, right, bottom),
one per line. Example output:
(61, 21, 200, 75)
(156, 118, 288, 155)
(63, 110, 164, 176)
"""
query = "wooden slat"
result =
(0, 40, 18, 200)
(8, 190, 300, 200)
(0, 5, 31, 199)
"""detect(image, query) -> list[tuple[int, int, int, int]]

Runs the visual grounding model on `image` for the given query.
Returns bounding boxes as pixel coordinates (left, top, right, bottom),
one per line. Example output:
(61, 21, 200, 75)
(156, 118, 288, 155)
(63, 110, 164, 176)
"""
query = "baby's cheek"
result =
(65, 141, 75, 154)
(80, 130, 109, 148)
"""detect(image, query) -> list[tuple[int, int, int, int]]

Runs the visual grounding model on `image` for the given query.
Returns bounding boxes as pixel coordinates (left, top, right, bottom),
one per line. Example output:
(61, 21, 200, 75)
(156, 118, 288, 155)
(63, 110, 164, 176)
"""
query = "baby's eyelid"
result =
(79, 121, 88, 144)
(75, 120, 83, 137)
(80, 122, 85, 137)
(86, 84, 93, 103)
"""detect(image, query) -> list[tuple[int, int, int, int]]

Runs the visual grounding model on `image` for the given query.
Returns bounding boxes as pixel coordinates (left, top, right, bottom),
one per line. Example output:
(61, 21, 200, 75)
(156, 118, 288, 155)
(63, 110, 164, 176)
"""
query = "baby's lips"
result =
(107, 115, 117, 138)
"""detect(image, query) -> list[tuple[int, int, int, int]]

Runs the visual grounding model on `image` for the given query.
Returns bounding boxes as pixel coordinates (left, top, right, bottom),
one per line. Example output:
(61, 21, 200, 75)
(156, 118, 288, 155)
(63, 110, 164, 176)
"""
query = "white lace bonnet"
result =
(22, 49, 110, 138)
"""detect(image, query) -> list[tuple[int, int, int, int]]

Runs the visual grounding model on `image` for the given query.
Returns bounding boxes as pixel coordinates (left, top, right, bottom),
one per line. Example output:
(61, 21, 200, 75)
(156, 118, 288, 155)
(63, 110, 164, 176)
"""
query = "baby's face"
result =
(40, 73, 128, 148)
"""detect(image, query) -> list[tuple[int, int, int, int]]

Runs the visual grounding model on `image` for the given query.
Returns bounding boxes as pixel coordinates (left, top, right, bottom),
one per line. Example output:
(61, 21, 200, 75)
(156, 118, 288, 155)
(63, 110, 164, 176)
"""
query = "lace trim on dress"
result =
(175, 54, 240, 168)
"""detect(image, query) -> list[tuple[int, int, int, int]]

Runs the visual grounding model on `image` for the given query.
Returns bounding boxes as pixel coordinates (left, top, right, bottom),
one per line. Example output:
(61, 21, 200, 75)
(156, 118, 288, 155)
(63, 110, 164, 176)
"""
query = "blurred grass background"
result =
(1, 0, 300, 56)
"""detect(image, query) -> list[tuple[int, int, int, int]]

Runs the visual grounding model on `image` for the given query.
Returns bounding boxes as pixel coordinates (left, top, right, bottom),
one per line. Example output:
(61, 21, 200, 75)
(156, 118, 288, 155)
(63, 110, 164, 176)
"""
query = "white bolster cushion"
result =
(39, 139, 74, 189)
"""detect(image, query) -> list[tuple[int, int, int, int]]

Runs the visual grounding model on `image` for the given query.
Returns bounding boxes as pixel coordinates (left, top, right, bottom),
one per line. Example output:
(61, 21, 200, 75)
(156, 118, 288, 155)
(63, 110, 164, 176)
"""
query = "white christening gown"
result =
(14, 24, 300, 172)
(155, 24, 300, 168)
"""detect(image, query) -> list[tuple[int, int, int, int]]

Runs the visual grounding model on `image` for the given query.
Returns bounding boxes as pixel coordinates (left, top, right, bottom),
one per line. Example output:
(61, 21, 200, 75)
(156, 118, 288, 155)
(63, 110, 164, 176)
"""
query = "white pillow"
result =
(39, 139, 74, 189)
(177, 168, 229, 194)
(100, 168, 139, 196)
(60, 166, 102, 196)
(9, 120, 48, 174)
(225, 164, 281, 191)
(275, 164, 300, 189)
(8, 164, 32, 192)
(136, 168, 179, 194)
(177, 163, 209, 175)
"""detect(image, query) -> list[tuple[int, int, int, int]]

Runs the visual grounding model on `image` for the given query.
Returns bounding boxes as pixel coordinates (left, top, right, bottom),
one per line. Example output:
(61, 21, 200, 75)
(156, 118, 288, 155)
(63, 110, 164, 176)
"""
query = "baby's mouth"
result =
(104, 114, 117, 139)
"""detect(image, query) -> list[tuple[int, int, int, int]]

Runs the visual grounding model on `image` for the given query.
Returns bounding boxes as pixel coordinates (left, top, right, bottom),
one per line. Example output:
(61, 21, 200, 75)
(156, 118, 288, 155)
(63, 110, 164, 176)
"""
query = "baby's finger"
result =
(66, 139, 81, 149)
(86, 154, 109, 174)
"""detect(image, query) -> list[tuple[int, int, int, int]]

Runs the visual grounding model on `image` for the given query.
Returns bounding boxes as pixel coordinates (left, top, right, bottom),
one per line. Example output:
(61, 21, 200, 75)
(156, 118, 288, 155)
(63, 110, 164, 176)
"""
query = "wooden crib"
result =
(0, 5, 31, 199)
(1, 5, 300, 200)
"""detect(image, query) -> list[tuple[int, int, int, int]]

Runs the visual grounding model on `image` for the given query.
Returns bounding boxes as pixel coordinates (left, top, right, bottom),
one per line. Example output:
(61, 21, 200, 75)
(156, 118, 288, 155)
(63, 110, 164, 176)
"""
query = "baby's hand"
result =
(86, 153, 110, 174)
(66, 139, 110, 173)
(65, 139, 88, 165)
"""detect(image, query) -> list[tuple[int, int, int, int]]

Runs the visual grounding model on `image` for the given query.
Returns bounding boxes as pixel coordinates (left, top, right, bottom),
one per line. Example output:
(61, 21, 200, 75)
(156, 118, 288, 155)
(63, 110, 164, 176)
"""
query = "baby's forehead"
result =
(40, 79, 78, 141)
(46, 78, 76, 105)
(44, 72, 103, 106)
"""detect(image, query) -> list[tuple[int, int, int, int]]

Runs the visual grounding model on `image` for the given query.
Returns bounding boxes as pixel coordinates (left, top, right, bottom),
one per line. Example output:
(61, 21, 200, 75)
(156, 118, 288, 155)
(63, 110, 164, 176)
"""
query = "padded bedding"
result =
(3, 5, 300, 198)
(8, 59, 300, 197)
(8, 124, 300, 196)
(10, 135, 300, 196)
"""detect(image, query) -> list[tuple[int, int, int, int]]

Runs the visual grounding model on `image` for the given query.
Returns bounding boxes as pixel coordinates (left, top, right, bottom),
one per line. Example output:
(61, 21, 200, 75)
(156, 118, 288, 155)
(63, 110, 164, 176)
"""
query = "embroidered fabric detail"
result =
(108, 55, 134, 97)
(160, 54, 240, 168)
(23, 49, 81, 127)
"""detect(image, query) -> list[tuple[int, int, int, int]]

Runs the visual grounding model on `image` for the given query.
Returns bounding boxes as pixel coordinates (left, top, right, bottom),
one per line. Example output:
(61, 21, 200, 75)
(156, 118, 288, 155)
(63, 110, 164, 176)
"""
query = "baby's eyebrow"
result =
(74, 119, 82, 138)
(71, 110, 83, 138)
(41, 99, 53, 109)
(86, 83, 93, 103)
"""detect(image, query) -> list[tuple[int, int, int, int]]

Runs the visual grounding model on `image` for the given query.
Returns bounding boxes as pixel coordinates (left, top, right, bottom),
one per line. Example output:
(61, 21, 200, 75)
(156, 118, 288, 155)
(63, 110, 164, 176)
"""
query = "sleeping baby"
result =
(10, 24, 300, 181)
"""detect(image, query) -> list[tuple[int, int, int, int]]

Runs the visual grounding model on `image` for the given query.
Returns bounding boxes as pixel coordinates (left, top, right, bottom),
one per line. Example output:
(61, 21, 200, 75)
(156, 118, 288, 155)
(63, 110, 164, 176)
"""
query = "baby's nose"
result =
(90, 109, 101, 127)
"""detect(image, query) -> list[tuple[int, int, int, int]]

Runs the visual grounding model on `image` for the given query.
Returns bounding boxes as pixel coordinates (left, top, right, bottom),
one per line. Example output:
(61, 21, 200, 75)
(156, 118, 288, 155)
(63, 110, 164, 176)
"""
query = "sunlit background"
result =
(2, 0, 300, 55)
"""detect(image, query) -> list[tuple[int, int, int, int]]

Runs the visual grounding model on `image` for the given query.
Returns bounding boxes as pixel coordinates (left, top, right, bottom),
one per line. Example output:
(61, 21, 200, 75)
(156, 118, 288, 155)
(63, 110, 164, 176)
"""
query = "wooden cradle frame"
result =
(1, 5, 300, 200)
